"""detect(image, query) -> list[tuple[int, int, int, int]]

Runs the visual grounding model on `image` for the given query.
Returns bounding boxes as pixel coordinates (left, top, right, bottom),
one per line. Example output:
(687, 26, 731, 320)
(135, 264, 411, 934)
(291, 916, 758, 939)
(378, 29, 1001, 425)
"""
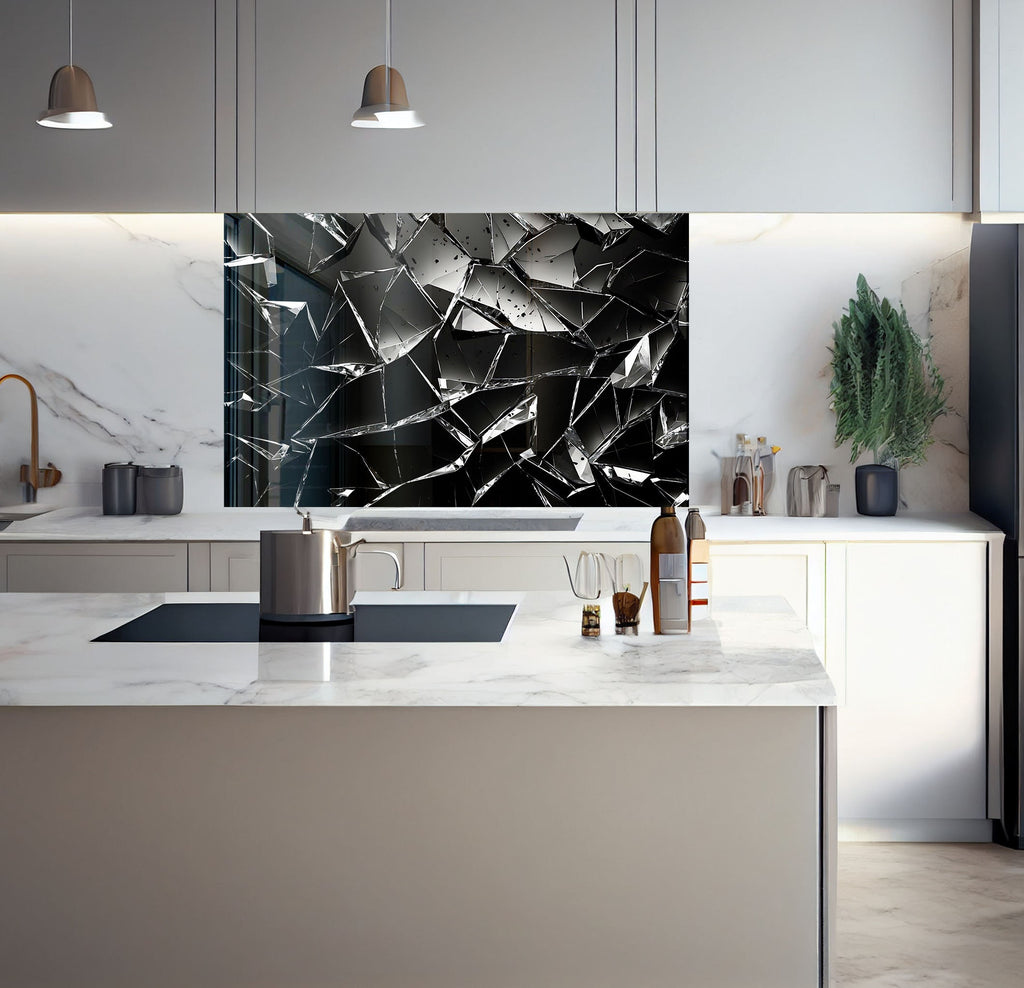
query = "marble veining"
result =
(0, 214, 224, 510)
(0, 213, 975, 516)
(689, 213, 974, 517)
(0, 591, 835, 707)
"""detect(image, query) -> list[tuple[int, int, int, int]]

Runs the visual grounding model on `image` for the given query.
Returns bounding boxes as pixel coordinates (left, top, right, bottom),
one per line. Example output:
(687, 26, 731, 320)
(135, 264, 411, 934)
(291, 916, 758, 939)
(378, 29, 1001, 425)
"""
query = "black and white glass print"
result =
(225, 213, 688, 508)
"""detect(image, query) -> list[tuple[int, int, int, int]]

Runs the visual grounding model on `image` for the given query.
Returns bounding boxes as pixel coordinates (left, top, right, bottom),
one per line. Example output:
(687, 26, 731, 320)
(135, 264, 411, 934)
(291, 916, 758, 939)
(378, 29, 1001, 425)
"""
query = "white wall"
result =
(0, 213, 972, 514)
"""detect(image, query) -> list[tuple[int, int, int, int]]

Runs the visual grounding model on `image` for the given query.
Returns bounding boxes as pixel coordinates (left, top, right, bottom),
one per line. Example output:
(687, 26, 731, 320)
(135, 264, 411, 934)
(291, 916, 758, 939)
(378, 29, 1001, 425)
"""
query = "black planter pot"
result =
(855, 464, 898, 516)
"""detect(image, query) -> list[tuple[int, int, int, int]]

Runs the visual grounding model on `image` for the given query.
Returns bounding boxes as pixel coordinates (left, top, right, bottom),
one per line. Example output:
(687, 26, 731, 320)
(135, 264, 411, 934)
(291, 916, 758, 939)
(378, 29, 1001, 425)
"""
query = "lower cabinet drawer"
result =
(424, 542, 649, 591)
(2, 543, 188, 593)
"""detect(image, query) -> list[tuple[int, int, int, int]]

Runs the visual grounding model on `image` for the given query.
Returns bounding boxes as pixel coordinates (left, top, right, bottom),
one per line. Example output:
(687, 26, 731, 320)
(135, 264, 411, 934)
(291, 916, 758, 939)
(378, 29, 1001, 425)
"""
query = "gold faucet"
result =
(0, 374, 62, 503)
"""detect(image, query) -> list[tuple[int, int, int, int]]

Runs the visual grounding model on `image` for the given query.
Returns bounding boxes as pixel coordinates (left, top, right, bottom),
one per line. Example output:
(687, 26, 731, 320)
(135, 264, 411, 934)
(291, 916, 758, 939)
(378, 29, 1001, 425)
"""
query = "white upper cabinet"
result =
(655, 0, 972, 212)
(0, 1, 975, 213)
(247, 0, 617, 212)
(977, 0, 1024, 212)
(0, 0, 216, 211)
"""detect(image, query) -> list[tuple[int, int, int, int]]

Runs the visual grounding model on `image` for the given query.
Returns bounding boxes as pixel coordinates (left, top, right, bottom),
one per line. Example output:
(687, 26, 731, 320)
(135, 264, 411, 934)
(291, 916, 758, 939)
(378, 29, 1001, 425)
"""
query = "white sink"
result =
(0, 504, 58, 522)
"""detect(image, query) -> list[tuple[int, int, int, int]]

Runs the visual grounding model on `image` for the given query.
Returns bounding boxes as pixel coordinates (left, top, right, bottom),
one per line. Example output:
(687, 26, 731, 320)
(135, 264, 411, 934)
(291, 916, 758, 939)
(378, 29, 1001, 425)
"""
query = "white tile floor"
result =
(836, 843, 1024, 987)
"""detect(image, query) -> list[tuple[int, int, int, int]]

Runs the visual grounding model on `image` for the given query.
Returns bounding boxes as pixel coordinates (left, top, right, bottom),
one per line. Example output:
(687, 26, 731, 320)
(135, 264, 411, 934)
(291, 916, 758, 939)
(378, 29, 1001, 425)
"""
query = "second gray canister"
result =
(136, 465, 184, 515)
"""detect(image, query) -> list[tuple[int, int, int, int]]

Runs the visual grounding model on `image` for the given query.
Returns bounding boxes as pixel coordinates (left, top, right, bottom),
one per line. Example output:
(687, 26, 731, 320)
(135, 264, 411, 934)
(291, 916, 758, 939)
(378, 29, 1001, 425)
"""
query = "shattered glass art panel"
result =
(225, 213, 688, 507)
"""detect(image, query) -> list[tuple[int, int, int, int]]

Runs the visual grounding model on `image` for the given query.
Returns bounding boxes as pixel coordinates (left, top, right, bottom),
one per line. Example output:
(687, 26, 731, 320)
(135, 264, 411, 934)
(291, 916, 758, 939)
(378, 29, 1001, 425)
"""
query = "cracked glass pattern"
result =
(225, 213, 688, 507)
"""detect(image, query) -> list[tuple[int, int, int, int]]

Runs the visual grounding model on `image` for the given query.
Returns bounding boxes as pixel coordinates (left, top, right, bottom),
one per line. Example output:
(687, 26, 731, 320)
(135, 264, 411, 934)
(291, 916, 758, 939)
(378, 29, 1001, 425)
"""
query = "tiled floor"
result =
(836, 843, 1024, 986)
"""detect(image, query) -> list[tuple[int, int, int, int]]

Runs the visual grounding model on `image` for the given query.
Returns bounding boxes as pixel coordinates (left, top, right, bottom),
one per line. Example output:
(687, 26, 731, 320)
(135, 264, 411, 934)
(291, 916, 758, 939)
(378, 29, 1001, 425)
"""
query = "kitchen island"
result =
(0, 591, 836, 988)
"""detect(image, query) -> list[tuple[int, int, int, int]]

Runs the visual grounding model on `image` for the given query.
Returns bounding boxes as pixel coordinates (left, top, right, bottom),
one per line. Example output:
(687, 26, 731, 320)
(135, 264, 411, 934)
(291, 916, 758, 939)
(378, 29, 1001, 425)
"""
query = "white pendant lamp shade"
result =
(37, 0, 112, 130)
(37, 65, 111, 129)
(351, 65, 424, 128)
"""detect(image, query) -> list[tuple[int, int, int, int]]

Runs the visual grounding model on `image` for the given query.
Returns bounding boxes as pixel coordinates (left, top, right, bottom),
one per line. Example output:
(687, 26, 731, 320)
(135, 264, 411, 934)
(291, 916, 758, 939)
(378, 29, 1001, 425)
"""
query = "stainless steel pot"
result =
(259, 512, 402, 619)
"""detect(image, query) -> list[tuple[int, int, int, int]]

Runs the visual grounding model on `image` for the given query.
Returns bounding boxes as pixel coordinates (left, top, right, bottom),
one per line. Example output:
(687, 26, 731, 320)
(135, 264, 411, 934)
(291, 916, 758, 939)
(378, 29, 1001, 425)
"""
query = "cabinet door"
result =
(208, 541, 424, 591)
(0, 0, 215, 211)
(424, 542, 649, 591)
(251, 0, 616, 211)
(210, 543, 261, 592)
(838, 542, 988, 835)
(709, 543, 825, 657)
(986, 0, 1024, 209)
(657, 0, 971, 211)
(2, 543, 188, 592)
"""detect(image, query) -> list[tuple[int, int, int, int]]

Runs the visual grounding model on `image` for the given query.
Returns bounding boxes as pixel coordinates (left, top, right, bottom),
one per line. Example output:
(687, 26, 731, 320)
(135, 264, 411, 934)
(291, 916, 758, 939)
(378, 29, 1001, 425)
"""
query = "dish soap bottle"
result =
(651, 505, 687, 634)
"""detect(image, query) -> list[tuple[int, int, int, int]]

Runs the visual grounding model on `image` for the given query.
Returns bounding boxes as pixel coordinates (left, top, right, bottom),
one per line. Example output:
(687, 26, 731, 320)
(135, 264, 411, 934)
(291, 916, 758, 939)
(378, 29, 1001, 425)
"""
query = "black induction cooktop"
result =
(93, 602, 516, 644)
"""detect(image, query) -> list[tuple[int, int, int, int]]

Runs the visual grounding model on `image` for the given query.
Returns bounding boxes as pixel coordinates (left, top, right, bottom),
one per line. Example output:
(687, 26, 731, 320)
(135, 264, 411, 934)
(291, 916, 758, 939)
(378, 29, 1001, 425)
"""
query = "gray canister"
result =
(136, 465, 184, 515)
(102, 462, 137, 515)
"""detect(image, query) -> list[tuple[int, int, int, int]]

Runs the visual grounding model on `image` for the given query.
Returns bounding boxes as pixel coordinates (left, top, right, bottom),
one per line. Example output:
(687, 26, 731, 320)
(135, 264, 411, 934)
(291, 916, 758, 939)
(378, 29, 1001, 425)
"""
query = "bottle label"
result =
(656, 551, 688, 632)
(658, 553, 687, 582)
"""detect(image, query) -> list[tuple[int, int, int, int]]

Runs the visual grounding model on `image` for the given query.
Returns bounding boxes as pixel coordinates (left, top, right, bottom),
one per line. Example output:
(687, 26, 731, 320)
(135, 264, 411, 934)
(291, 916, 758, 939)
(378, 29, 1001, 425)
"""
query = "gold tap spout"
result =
(0, 373, 61, 503)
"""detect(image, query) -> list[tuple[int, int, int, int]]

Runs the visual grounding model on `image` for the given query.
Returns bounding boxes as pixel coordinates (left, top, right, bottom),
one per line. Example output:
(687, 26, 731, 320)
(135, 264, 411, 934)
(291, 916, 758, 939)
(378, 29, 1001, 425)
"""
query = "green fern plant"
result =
(829, 274, 946, 466)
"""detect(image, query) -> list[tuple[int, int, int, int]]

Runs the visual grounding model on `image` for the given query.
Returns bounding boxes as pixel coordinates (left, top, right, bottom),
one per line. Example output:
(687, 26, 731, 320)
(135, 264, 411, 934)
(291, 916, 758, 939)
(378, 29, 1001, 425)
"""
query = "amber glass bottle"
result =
(650, 505, 687, 634)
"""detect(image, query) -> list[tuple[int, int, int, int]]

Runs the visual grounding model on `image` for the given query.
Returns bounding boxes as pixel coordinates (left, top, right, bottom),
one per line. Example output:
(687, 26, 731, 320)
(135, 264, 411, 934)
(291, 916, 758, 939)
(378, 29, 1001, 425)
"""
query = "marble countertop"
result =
(0, 505, 1003, 544)
(0, 591, 835, 708)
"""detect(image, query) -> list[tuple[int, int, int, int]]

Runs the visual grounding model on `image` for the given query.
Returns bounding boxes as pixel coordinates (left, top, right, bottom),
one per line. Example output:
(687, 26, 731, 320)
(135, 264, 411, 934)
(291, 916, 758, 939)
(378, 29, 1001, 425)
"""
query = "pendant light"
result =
(37, 0, 112, 129)
(351, 0, 423, 129)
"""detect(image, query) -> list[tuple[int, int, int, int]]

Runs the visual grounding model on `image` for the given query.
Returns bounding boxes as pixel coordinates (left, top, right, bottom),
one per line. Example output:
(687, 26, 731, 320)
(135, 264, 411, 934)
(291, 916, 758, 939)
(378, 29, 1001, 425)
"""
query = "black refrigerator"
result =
(970, 222, 1024, 848)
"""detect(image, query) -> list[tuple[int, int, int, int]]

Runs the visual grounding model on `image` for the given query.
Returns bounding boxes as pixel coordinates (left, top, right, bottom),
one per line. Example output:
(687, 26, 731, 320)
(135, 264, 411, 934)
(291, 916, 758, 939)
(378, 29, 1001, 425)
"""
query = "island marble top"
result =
(0, 591, 835, 708)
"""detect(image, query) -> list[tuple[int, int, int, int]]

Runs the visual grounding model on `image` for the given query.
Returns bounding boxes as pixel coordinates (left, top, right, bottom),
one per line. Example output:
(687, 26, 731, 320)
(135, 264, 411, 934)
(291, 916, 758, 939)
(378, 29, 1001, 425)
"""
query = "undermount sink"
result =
(0, 503, 57, 522)
(94, 601, 517, 644)
(344, 510, 583, 532)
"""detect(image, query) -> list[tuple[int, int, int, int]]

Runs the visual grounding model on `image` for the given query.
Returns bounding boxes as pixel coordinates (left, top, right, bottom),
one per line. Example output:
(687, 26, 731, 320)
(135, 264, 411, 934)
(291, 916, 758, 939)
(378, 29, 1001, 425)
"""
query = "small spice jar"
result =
(581, 604, 601, 637)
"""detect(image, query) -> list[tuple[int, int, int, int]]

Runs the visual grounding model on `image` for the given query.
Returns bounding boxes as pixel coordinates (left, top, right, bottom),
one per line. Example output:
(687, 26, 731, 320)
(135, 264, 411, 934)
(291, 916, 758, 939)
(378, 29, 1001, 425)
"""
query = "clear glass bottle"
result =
(651, 505, 687, 634)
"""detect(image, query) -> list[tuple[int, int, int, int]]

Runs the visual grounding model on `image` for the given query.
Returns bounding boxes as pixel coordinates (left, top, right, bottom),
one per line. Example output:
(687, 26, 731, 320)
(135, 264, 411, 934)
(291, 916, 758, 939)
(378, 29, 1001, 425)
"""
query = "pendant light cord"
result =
(385, 0, 392, 107)
(69, 0, 74, 66)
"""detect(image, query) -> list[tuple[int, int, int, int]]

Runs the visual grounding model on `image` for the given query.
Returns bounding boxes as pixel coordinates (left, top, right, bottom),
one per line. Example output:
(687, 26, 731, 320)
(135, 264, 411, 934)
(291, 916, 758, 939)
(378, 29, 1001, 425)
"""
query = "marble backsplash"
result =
(0, 212, 973, 515)
(688, 213, 973, 515)
(0, 214, 223, 510)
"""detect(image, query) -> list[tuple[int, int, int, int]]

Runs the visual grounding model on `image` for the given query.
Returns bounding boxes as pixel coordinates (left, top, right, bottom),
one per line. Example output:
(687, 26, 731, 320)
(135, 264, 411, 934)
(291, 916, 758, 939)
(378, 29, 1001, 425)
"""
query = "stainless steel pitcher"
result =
(259, 512, 402, 619)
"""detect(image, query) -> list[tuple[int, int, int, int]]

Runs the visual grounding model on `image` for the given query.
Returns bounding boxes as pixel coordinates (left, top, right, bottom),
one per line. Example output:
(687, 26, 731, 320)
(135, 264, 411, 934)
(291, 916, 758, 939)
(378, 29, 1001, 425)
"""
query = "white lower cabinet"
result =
(836, 541, 990, 841)
(423, 542, 649, 591)
(0, 543, 188, 593)
(708, 543, 826, 657)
